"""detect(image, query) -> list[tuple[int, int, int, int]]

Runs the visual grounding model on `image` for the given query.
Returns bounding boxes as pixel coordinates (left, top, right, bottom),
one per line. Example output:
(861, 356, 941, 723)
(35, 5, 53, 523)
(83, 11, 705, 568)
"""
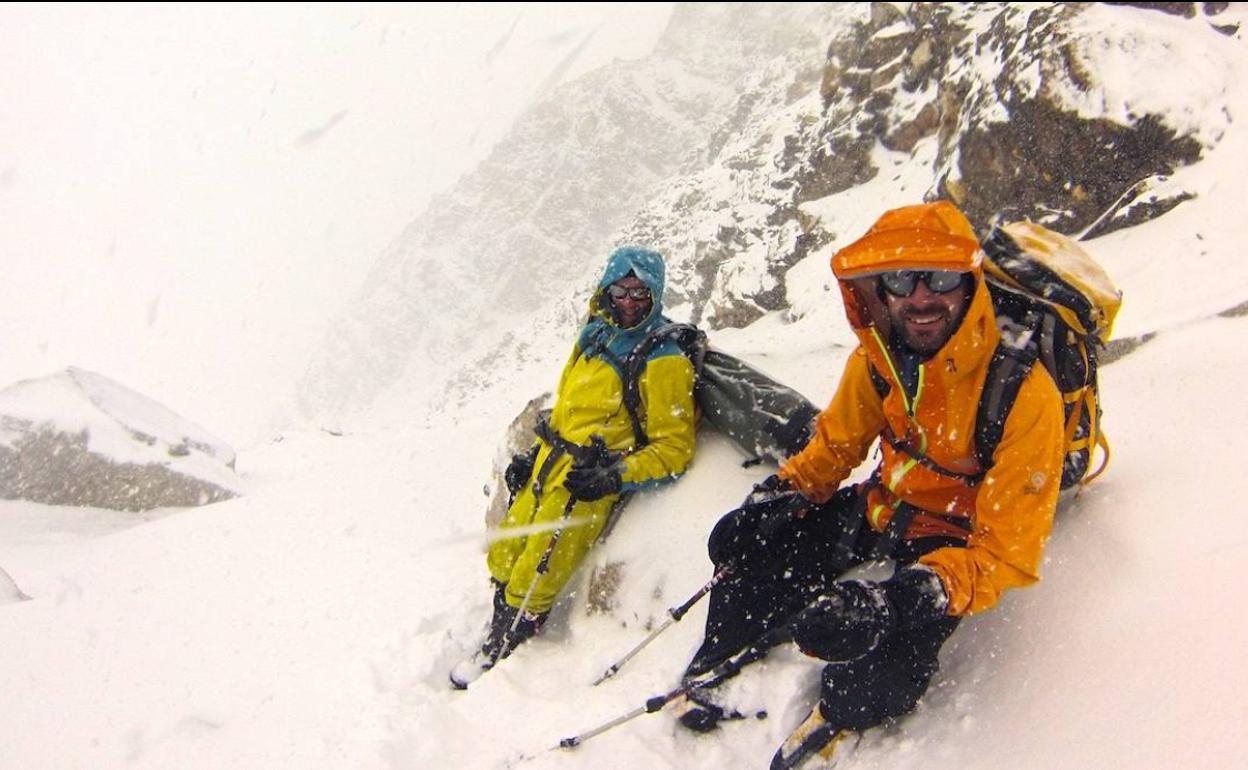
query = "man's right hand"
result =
(743, 473, 799, 507)
(504, 447, 538, 496)
(706, 475, 816, 566)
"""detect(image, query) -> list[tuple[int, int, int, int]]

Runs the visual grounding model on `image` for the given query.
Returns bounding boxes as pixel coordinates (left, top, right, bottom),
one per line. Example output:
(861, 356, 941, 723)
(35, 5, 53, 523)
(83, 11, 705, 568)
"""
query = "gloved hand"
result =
(564, 438, 623, 502)
(564, 463, 622, 501)
(504, 446, 539, 496)
(743, 473, 798, 508)
(788, 567, 949, 662)
(707, 475, 812, 566)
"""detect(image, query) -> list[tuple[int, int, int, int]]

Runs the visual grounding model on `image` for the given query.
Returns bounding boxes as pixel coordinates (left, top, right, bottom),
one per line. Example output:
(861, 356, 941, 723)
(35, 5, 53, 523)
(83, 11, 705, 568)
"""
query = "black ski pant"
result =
(684, 487, 961, 732)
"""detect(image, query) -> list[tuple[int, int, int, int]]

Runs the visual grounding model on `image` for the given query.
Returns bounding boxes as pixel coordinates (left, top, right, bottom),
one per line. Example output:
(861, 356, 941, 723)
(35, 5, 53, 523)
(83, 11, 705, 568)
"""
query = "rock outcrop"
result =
(0, 368, 241, 511)
(620, 2, 1231, 329)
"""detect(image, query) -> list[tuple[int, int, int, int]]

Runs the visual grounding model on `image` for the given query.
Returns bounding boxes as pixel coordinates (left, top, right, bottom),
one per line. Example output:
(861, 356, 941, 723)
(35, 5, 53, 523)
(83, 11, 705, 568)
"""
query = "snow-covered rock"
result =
(0, 367, 241, 511)
(621, 2, 1238, 331)
(302, 3, 1240, 432)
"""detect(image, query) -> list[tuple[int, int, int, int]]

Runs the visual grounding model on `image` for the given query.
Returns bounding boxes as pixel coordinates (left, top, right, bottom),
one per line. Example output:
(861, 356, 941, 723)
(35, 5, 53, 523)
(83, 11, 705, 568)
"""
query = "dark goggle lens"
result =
(880, 270, 964, 297)
(607, 285, 651, 301)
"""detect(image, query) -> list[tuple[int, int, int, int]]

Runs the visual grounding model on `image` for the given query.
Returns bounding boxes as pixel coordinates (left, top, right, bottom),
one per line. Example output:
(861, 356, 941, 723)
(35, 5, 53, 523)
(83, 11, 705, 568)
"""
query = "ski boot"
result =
(450, 583, 546, 689)
(770, 704, 854, 769)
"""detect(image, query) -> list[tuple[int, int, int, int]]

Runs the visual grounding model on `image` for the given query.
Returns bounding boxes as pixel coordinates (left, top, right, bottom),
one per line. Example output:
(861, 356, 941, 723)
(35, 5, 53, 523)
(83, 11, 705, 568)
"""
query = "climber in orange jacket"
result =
(674, 201, 1065, 769)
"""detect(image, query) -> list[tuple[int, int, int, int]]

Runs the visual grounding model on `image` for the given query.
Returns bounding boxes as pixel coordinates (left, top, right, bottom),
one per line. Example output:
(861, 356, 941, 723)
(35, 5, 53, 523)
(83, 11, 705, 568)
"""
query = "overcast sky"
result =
(0, 3, 673, 443)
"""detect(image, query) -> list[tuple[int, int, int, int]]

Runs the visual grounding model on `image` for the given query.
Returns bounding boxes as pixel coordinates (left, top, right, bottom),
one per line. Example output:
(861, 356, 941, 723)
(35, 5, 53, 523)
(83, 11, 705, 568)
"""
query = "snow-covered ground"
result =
(2, 5, 1247, 770)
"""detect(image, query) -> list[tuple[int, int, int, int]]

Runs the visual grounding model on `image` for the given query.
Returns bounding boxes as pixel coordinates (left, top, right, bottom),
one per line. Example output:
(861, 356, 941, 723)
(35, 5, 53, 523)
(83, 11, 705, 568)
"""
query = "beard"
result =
(893, 304, 960, 355)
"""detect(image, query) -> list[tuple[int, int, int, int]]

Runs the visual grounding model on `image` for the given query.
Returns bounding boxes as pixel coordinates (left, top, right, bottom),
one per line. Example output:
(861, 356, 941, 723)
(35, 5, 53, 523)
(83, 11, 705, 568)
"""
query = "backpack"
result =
(621, 322, 820, 464)
(873, 221, 1120, 490)
(978, 221, 1122, 488)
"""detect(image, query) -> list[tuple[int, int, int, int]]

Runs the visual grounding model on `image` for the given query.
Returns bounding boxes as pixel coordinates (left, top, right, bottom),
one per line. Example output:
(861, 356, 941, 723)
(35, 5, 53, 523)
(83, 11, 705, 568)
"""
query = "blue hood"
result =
(596, 246, 666, 296)
(576, 246, 674, 367)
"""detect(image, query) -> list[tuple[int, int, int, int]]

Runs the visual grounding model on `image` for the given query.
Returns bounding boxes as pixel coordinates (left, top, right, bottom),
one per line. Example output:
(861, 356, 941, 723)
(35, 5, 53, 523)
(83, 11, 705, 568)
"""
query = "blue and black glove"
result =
(788, 566, 949, 662)
(564, 463, 622, 501)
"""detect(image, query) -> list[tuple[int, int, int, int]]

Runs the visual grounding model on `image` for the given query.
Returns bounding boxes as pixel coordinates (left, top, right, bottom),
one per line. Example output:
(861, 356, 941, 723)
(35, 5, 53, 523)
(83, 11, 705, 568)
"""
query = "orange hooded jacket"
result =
(777, 202, 1065, 616)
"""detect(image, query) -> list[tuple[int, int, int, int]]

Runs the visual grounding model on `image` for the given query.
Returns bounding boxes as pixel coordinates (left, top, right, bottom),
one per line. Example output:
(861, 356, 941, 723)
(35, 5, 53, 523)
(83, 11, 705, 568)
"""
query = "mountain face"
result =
(298, 4, 848, 419)
(620, 2, 1232, 331)
(300, 2, 1238, 419)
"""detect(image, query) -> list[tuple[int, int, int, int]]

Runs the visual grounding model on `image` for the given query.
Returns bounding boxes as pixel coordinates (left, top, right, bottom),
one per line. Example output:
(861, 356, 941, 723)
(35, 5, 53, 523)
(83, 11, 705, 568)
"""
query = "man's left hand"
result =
(564, 463, 622, 501)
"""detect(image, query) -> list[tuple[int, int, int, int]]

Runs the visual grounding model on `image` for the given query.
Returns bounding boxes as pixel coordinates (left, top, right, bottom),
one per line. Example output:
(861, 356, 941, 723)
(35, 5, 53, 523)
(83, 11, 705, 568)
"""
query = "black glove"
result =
(706, 475, 812, 566)
(564, 463, 622, 501)
(743, 473, 799, 508)
(564, 435, 623, 501)
(504, 445, 539, 496)
(788, 567, 948, 662)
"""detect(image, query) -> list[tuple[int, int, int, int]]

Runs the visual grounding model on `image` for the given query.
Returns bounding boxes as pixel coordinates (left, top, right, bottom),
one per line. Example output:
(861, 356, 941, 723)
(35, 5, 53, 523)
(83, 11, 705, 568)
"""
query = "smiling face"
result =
(882, 274, 971, 355)
(607, 274, 653, 328)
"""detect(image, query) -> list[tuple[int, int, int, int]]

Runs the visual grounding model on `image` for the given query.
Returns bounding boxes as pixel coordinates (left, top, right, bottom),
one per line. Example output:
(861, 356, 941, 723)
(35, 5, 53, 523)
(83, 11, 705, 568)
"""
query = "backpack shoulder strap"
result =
(974, 310, 1043, 473)
(621, 323, 706, 448)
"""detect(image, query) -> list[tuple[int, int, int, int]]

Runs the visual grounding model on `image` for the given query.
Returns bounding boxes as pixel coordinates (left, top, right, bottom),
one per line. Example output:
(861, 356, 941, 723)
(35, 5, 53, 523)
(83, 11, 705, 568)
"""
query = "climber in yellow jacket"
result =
(673, 202, 1065, 769)
(451, 246, 697, 689)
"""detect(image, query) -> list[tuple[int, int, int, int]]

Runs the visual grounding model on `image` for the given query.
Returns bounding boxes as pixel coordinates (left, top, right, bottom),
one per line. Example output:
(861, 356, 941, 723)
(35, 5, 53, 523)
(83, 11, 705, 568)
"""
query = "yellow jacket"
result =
(778, 202, 1065, 616)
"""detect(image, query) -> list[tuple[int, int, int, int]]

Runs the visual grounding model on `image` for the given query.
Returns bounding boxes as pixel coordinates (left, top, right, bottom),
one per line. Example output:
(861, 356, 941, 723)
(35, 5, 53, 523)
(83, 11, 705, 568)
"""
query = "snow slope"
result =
(2, 4, 1247, 770)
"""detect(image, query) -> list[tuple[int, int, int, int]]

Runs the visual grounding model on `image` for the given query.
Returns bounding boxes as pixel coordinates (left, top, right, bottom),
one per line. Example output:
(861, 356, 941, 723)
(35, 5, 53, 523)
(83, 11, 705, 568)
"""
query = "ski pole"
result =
(592, 564, 733, 686)
(588, 490, 816, 686)
(558, 636, 763, 750)
(557, 589, 846, 751)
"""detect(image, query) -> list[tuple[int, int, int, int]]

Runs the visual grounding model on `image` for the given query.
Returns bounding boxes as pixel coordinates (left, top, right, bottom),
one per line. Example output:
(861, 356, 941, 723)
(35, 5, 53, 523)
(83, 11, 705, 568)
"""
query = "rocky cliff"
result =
(620, 2, 1233, 330)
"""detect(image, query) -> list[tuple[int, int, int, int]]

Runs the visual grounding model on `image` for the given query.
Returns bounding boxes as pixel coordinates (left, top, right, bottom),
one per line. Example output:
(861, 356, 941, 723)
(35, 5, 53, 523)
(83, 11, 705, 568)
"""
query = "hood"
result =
(830, 201, 998, 375)
(577, 246, 671, 363)
(831, 201, 985, 336)
(596, 245, 666, 297)
(589, 245, 667, 328)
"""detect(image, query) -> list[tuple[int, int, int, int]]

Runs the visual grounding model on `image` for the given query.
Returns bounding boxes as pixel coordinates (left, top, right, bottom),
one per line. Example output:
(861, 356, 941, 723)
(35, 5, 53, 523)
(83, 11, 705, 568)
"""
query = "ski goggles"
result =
(606, 285, 652, 301)
(878, 269, 967, 297)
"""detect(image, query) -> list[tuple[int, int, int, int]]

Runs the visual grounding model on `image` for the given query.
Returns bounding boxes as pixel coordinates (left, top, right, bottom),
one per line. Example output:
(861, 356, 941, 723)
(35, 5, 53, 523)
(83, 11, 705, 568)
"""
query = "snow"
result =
(1063, 4, 1235, 145)
(2, 4, 1247, 770)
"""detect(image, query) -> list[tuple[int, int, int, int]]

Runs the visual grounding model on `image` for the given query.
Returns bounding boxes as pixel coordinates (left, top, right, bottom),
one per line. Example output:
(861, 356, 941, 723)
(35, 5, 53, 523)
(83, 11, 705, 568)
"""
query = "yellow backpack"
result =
(980, 221, 1122, 488)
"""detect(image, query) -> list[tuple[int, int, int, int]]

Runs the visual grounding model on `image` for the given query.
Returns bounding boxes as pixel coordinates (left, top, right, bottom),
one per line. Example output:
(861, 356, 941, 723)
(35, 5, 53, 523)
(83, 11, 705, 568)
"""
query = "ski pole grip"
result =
(644, 694, 670, 712)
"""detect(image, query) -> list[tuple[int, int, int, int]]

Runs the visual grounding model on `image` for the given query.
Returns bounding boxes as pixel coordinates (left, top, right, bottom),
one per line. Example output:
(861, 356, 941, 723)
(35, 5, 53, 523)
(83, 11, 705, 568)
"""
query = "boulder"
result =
(484, 393, 552, 528)
(0, 368, 241, 511)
